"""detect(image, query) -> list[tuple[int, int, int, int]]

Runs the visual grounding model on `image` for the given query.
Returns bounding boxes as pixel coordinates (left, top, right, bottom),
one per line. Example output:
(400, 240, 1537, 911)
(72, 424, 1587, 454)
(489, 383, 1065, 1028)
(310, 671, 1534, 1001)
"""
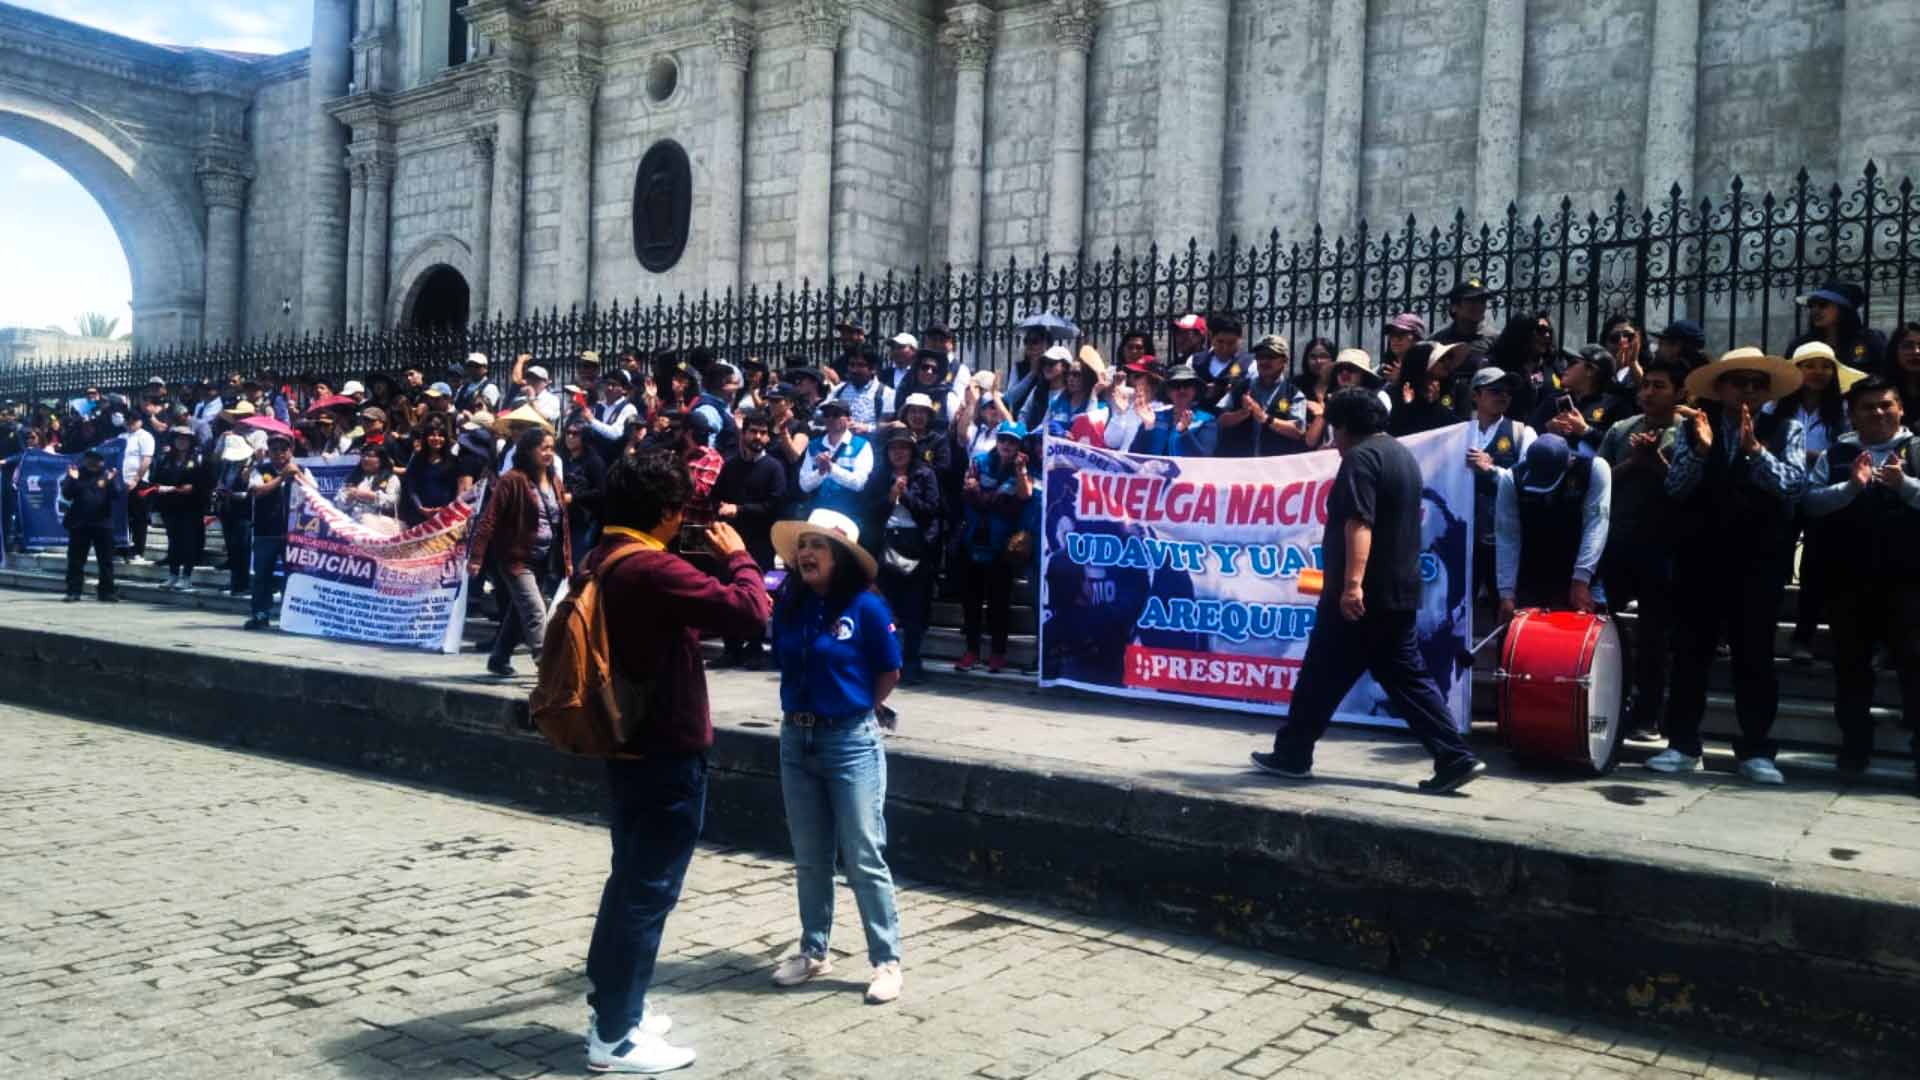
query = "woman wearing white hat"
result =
(1766, 341, 1864, 661)
(766, 509, 905, 1005)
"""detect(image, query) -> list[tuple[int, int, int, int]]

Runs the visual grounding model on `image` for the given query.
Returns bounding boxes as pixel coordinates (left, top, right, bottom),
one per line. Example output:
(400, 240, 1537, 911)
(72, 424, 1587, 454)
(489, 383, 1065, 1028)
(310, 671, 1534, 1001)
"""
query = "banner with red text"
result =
(278, 483, 477, 654)
(1038, 426, 1475, 730)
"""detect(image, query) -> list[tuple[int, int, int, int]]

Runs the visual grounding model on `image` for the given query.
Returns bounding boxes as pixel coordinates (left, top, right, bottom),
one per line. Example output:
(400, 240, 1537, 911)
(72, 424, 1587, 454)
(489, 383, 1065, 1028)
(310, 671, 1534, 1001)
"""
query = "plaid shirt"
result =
(1666, 415, 1804, 503)
(682, 445, 725, 525)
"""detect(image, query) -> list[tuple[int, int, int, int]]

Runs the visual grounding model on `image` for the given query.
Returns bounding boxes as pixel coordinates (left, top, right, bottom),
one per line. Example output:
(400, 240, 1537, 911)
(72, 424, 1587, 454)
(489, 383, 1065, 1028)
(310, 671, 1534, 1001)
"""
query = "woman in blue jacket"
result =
(767, 509, 905, 1006)
(956, 420, 1035, 672)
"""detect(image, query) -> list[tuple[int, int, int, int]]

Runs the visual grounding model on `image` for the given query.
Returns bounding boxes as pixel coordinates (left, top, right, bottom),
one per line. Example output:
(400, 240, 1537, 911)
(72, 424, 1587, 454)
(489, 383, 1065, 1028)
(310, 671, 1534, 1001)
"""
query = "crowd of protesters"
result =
(1, 277, 1916, 791)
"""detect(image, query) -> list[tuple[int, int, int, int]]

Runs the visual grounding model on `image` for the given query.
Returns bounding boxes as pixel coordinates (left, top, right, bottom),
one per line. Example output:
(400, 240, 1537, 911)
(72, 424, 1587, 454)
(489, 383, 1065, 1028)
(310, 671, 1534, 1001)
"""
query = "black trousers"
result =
(1666, 551, 1787, 760)
(960, 557, 1013, 655)
(65, 526, 115, 598)
(1828, 579, 1920, 760)
(1270, 608, 1476, 770)
(1785, 514, 1825, 645)
(160, 508, 204, 575)
(122, 490, 149, 557)
(1602, 542, 1675, 736)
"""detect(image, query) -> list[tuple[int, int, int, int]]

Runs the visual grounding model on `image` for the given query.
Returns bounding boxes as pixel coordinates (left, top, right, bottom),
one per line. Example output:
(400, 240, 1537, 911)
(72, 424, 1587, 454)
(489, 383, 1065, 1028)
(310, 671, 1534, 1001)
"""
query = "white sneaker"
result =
(1738, 757, 1785, 785)
(161, 572, 179, 590)
(127, 555, 151, 566)
(1645, 748, 1702, 774)
(865, 961, 902, 1004)
(586, 1026, 694, 1074)
(585, 1009, 671, 1047)
(771, 953, 833, 987)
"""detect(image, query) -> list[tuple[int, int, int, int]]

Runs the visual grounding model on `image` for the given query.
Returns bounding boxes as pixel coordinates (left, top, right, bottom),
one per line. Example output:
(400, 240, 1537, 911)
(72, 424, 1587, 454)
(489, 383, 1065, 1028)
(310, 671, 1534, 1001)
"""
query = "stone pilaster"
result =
(196, 154, 253, 345)
(1840, 0, 1920, 185)
(709, 11, 755, 295)
(942, 4, 992, 270)
(795, 0, 847, 284)
(352, 0, 400, 93)
(1316, 0, 1365, 239)
(1474, 0, 1525, 229)
(344, 154, 368, 327)
(552, 56, 601, 310)
(1640, 0, 1699, 208)
(1046, 0, 1097, 263)
(1150, 0, 1223, 254)
(299, 0, 355, 332)
(361, 151, 395, 327)
(478, 68, 532, 319)
(468, 127, 496, 319)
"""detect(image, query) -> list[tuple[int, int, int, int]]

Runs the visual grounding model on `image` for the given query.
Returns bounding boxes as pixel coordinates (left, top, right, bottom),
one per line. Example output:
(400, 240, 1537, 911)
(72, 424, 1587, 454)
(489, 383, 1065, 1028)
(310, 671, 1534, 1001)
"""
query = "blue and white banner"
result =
(11, 437, 130, 550)
(1038, 424, 1476, 731)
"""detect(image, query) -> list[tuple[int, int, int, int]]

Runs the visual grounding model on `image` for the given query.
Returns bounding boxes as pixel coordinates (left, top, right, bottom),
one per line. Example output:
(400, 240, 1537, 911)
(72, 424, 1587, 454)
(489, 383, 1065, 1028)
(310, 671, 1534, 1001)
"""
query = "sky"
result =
(0, 2, 310, 338)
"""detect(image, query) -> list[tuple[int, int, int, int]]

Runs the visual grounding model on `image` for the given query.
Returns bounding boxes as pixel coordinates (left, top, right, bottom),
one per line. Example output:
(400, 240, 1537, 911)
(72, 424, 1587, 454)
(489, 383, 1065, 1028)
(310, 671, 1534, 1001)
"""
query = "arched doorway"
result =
(409, 266, 470, 330)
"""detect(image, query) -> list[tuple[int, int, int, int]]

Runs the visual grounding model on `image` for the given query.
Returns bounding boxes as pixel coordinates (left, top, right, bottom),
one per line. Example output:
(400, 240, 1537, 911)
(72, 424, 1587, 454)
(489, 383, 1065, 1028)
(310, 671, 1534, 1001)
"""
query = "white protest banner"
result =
(278, 484, 478, 654)
(1038, 424, 1476, 731)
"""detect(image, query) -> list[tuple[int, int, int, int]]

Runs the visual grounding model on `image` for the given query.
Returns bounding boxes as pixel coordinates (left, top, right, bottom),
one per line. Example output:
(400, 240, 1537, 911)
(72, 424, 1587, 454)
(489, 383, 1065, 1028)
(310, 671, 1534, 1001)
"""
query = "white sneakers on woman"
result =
(769, 954, 902, 1004)
(585, 1013, 690, 1074)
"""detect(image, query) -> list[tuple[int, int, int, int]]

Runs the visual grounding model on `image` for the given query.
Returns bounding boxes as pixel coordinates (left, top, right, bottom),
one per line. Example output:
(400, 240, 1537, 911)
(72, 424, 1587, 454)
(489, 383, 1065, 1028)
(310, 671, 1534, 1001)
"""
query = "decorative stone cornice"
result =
(460, 0, 536, 45)
(798, 0, 849, 50)
(941, 3, 994, 73)
(712, 15, 755, 68)
(1049, 0, 1099, 52)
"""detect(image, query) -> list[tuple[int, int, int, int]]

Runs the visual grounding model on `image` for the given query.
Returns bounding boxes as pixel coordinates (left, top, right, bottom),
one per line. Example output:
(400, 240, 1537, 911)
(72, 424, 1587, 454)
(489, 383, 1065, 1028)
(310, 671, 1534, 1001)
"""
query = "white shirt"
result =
(121, 428, 155, 482)
(798, 429, 873, 493)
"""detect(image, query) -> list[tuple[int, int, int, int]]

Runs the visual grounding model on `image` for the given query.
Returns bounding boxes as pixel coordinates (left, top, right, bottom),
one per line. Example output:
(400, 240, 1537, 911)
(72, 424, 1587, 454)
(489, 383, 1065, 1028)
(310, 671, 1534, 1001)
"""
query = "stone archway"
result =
(408, 267, 471, 330)
(388, 233, 476, 329)
(0, 80, 207, 346)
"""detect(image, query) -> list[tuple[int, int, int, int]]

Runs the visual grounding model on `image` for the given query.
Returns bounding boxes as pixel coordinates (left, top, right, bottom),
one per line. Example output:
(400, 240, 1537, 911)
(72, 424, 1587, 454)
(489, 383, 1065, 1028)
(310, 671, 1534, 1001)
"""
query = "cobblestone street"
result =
(0, 707, 1838, 1079)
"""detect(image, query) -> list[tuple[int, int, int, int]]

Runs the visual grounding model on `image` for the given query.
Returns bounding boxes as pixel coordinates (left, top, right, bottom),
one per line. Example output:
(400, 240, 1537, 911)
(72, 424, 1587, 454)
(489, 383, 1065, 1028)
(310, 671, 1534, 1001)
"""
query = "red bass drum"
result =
(1495, 608, 1625, 775)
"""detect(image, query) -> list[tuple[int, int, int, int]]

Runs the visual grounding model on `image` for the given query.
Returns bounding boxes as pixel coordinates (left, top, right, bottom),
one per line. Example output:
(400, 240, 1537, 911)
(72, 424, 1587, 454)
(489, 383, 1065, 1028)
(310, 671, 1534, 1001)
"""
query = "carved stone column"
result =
(468, 127, 496, 319)
(196, 156, 253, 345)
(344, 154, 368, 327)
(1046, 0, 1097, 262)
(942, 4, 992, 270)
(709, 12, 755, 295)
(795, 0, 847, 284)
(299, 0, 354, 331)
(1150, 0, 1222, 253)
(361, 151, 395, 327)
(1316, 0, 1365, 239)
(553, 58, 601, 310)
(480, 69, 532, 319)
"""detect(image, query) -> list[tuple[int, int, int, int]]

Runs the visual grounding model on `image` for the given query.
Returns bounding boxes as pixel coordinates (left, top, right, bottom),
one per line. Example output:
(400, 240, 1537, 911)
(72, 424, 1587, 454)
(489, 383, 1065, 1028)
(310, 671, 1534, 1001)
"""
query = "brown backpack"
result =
(529, 543, 655, 757)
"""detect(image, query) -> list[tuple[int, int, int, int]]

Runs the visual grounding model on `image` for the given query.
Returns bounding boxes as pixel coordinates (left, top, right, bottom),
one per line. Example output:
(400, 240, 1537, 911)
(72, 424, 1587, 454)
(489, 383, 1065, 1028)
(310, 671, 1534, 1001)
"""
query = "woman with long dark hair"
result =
(1601, 313, 1650, 389)
(1290, 337, 1338, 448)
(466, 426, 571, 677)
(1775, 341, 1859, 663)
(766, 509, 904, 1005)
(955, 420, 1034, 673)
(560, 420, 608, 566)
(151, 426, 208, 592)
(333, 445, 401, 525)
(1389, 342, 1466, 435)
(1489, 310, 1564, 420)
(1788, 280, 1888, 375)
(399, 415, 468, 526)
(1886, 321, 1920, 401)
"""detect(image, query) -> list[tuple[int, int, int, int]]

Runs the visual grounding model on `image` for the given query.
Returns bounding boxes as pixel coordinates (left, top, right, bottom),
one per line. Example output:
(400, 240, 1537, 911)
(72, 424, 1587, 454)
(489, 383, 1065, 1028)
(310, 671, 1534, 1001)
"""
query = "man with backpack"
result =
(539, 449, 770, 1074)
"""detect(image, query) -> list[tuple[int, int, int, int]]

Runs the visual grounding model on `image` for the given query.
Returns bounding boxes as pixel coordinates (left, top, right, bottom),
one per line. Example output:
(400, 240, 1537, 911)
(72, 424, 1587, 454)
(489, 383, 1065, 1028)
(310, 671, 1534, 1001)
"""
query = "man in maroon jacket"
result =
(581, 450, 771, 1074)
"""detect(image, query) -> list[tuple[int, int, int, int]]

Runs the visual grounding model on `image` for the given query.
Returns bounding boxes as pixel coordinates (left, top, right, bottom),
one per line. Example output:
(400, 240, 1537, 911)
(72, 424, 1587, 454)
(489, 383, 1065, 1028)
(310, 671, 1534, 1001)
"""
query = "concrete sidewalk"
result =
(3, 590, 1919, 1066)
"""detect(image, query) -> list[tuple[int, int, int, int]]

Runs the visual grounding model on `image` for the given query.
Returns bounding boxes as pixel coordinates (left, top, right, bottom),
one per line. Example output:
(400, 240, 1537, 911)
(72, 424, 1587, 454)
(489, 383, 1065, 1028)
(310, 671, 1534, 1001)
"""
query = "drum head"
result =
(1583, 617, 1624, 773)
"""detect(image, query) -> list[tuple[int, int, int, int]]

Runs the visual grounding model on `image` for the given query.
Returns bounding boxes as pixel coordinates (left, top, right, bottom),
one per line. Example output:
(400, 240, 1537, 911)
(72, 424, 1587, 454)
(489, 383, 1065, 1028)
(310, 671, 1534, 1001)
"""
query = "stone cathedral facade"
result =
(3, 0, 1917, 345)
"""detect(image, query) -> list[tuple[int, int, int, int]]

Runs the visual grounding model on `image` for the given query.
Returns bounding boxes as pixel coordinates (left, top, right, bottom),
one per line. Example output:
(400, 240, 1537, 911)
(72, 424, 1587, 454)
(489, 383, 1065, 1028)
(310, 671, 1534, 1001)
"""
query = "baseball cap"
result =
(1651, 319, 1705, 346)
(1251, 334, 1290, 358)
(1171, 313, 1209, 335)
(1470, 366, 1516, 391)
(1518, 434, 1573, 494)
(1447, 279, 1494, 302)
(1385, 313, 1428, 336)
(889, 332, 920, 350)
(525, 365, 550, 382)
(818, 398, 851, 417)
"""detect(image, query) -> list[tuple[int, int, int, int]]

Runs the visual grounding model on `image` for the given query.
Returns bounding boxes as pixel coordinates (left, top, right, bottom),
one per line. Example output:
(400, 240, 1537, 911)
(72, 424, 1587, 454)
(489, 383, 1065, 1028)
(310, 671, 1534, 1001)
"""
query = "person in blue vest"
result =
(1215, 335, 1308, 456)
(691, 366, 740, 456)
(1463, 367, 1535, 622)
(956, 420, 1034, 673)
(798, 399, 872, 518)
(1493, 433, 1612, 620)
(1802, 376, 1919, 786)
(1102, 364, 1218, 456)
(1649, 348, 1807, 785)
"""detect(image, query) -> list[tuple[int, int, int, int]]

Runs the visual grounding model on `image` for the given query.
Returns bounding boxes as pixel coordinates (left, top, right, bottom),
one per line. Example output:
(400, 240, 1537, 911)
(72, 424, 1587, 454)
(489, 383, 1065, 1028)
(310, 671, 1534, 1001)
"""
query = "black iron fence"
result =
(5, 164, 1919, 404)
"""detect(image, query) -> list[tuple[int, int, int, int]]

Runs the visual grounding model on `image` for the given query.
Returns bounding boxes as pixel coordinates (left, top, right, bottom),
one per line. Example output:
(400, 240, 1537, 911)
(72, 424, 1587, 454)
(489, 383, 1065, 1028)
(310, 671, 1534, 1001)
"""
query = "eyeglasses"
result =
(1606, 331, 1637, 344)
(1724, 374, 1770, 391)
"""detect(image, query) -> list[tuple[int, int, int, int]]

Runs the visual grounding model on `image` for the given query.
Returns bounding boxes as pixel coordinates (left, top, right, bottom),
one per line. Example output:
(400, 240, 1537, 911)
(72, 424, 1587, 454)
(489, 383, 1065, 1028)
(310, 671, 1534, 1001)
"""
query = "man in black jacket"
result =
(711, 408, 787, 668)
(61, 451, 122, 603)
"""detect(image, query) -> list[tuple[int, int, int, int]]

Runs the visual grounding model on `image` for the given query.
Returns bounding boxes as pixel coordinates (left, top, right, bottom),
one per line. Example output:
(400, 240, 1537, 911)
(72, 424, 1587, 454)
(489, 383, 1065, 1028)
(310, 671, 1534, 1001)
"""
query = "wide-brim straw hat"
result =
(1789, 341, 1868, 394)
(1683, 346, 1802, 402)
(771, 508, 877, 582)
(1076, 345, 1107, 383)
(218, 433, 255, 463)
(492, 403, 554, 434)
(1333, 348, 1378, 380)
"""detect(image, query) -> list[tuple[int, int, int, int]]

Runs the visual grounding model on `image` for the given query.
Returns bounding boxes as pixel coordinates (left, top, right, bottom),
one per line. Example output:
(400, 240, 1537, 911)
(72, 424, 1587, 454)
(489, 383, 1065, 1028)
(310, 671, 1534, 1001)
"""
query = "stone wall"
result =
(741, 26, 808, 287)
(1220, 0, 1323, 253)
(241, 69, 311, 340)
(977, 6, 1056, 268)
(1083, 0, 1162, 258)
(1355, 0, 1483, 235)
(1695, 0, 1844, 199)
(829, 5, 937, 278)
(1516, 0, 1651, 221)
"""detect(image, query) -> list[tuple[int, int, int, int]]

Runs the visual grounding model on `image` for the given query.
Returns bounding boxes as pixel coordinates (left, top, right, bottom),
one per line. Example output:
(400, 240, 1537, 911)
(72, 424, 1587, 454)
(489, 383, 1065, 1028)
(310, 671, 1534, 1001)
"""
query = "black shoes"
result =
(242, 617, 267, 631)
(63, 593, 82, 603)
(97, 593, 120, 604)
(1419, 758, 1488, 794)
(1249, 751, 1313, 780)
(486, 660, 516, 677)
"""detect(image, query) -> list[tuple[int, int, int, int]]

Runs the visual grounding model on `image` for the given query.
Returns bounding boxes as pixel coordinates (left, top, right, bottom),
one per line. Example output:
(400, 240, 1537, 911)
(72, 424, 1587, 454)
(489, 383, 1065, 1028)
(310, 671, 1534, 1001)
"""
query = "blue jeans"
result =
(779, 714, 900, 966)
(250, 534, 286, 620)
(587, 753, 707, 1043)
